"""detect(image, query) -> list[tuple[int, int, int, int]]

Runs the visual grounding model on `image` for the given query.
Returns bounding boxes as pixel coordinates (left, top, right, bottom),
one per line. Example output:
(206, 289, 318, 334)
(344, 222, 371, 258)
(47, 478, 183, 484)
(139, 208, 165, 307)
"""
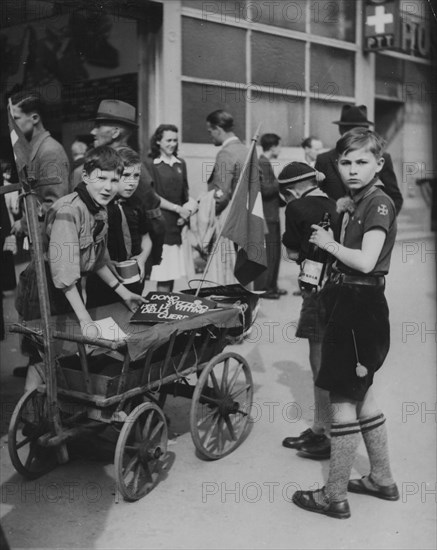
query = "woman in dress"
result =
(146, 124, 196, 292)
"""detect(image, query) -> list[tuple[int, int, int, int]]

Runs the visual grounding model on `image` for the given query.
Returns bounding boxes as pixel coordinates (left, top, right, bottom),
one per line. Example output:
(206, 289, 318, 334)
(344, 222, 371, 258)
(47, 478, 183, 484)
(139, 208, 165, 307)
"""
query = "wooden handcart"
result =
(8, 302, 255, 501)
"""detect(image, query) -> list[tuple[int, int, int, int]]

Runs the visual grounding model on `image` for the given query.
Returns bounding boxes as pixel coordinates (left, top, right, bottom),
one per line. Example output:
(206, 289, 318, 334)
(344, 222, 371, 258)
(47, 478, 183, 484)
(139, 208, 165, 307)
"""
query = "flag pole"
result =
(195, 123, 262, 296)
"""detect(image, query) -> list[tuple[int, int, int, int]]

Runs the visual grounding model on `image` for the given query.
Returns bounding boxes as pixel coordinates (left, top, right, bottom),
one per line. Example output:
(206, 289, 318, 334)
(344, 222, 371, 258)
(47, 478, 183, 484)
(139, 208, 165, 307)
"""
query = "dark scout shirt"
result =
(340, 184, 397, 275)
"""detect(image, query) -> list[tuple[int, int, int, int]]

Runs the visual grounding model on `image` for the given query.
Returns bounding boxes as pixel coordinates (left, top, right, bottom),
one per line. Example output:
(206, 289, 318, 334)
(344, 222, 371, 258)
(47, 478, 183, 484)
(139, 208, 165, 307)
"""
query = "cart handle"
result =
(10, 323, 127, 351)
(52, 330, 127, 351)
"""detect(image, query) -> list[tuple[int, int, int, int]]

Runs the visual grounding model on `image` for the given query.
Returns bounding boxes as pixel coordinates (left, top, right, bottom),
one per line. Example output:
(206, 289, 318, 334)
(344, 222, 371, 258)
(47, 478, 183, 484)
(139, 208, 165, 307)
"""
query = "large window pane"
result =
(310, 44, 354, 98)
(404, 60, 431, 102)
(182, 82, 246, 143)
(375, 57, 404, 99)
(310, 0, 356, 42)
(250, 91, 304, 146)
(182, 18, 246, 83)
(251, 0, 306, 32)
(309, 100, 347, 149)
(252, 32, 305, 90)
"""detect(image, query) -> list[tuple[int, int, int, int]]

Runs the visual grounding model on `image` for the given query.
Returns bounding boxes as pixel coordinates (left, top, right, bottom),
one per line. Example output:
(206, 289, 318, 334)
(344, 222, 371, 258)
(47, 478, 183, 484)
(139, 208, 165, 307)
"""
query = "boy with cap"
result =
(280, 162, 339, 459)
(292, 128, 399, 519)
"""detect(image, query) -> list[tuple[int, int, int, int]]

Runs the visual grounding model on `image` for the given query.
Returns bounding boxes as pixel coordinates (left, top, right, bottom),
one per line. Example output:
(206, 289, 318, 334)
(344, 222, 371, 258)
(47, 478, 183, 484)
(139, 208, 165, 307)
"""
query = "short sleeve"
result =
(47, 204, 81, 288)
(363, 194, 396, 234)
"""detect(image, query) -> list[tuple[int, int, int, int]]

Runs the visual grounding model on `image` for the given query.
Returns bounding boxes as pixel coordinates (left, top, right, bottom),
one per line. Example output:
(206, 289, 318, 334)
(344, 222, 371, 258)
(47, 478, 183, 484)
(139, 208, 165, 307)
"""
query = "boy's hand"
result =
(309, 225, 335, 250)
(123, 291, 148, 312)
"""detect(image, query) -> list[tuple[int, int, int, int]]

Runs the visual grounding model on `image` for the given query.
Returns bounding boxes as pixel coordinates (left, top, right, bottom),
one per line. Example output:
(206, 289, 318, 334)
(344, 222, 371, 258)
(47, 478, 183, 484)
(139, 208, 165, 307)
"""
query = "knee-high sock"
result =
(359, 412, 395, 486)
(325, 421, 361, 501)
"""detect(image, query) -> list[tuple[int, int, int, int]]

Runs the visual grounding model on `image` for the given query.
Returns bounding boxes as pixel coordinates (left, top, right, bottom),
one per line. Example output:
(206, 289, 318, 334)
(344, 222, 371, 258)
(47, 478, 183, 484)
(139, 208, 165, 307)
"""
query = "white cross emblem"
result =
(377, 204, 388, 216)
(366, 6, 394, 34)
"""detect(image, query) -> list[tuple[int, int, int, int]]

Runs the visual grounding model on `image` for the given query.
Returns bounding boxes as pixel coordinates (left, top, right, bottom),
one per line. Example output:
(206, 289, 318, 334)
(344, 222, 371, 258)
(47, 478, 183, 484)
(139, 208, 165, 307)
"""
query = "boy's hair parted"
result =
(116, 146, 141, 167)
(336, 127, 386, 159)
(83, 146, 124, 176)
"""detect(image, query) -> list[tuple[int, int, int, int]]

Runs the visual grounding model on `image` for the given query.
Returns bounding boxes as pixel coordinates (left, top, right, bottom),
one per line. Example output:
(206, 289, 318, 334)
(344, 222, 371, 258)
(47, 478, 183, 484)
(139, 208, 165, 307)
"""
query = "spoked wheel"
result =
(8, 388, 58, 479)
(114, 402, 168, 501)
(190, 351, 253, 460)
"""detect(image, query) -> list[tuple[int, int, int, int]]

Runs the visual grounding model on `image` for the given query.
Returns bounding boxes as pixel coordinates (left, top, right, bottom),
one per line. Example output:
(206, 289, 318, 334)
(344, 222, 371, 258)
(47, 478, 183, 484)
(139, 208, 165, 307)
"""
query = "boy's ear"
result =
(375, 155, 385, 173)
(31, 113, 40, 125)
(82, 169, 89, 184)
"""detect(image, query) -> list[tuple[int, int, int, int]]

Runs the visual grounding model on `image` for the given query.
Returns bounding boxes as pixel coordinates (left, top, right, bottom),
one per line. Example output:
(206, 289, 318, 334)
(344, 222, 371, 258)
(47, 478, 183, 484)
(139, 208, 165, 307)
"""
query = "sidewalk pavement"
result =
(0, 193, 435, 549)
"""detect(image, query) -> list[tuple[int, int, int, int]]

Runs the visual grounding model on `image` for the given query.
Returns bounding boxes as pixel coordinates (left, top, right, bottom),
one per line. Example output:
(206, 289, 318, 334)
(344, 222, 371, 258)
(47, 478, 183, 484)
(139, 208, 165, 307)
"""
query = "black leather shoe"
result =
(348, 476, 400, 501)
(292, 289, 302, 296)
(297, 436, 331, 459)
(275, 288, 288, 296)
(282, 428, 322, 449)
(292, 488, 351, 519)
(262, 290, 280, 300)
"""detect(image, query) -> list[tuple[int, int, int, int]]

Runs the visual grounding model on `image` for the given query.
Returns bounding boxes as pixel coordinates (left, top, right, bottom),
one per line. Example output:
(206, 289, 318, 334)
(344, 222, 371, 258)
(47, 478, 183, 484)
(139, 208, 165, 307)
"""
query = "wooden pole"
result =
(22, 177, 69, 464)
(195, 123, 262, 296)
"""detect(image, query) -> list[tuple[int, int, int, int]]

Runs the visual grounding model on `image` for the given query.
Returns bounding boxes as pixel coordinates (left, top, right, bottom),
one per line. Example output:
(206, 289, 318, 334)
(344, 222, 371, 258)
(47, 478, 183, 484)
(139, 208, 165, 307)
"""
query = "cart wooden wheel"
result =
(8, 388, 58, 479)
(190, 351, 253, 460)
(114, 402, 168, 501)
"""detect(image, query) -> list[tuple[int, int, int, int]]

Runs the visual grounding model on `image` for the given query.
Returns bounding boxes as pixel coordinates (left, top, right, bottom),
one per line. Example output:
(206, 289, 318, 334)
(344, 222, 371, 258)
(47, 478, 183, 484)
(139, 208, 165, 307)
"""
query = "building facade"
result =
(0, 0, 434, 198)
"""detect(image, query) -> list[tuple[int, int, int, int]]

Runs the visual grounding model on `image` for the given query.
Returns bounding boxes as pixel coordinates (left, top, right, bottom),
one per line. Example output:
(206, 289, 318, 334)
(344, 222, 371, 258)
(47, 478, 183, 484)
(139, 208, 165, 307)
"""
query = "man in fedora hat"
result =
(315, 105, 403, 215)
(91, 99, 165, 268)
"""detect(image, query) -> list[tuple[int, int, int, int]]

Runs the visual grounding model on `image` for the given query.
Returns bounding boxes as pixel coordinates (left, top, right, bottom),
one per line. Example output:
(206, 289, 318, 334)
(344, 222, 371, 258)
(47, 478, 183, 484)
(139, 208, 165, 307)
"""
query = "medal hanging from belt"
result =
(351, 329, 369, 378)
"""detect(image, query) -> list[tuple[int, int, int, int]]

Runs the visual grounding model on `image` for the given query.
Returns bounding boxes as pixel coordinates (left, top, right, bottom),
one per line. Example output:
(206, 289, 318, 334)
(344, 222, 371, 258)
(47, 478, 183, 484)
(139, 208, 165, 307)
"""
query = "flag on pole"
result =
(8, 98, 31, 184)
(221, 143, 267, 286)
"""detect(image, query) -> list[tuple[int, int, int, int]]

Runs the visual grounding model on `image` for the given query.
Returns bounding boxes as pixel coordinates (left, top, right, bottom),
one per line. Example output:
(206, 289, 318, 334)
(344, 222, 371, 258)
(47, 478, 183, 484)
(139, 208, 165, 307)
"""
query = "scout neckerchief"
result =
(75, 181, 106, 241)
(336, 176, 382, 244)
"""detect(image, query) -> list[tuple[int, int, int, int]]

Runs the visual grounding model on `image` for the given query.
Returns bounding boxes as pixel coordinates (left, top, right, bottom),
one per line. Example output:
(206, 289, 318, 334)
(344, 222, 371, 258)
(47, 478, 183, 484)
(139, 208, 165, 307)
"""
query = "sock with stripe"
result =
(359, 412, 395, 486)
(324, 421, 361, 502)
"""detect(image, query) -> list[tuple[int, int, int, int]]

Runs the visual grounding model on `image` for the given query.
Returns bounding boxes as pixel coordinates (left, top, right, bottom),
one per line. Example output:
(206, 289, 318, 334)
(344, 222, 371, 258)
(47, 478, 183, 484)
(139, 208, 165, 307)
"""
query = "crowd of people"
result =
(1, 89, 404, 520)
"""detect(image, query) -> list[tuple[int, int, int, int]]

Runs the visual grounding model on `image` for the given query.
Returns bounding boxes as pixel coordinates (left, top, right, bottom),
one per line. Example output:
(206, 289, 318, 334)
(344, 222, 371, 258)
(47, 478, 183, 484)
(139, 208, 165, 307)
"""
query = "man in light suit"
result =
(315, 105, 403, 215)
(205, 110, 249, 285)
(206, 110, 249, 213)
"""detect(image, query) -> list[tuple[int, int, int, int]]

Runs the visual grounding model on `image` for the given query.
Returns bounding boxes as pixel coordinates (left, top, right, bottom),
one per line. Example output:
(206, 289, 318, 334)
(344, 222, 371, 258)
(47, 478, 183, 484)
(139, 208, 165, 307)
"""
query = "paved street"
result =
(0, 192, 435, 550)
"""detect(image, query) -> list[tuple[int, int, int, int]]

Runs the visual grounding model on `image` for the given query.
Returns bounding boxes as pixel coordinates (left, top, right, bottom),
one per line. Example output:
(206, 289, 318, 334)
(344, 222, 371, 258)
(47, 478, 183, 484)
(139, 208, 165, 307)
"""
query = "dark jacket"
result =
(259, 154, 283, 222)
(315, 149, 403, 215)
